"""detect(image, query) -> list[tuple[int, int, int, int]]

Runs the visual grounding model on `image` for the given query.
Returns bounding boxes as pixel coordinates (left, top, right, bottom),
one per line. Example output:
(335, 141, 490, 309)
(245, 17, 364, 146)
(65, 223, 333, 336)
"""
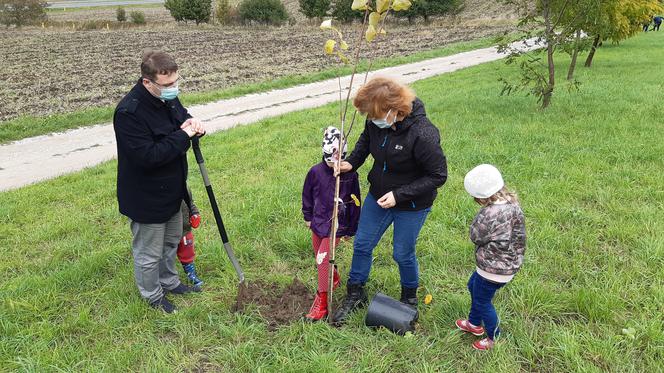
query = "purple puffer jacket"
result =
(302, 162, 361, 238)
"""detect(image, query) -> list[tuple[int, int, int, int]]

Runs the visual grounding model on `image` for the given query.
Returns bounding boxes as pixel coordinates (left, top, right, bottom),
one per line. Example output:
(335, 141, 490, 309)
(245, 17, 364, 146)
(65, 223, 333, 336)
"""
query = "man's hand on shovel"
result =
(181, 118, 206, 138)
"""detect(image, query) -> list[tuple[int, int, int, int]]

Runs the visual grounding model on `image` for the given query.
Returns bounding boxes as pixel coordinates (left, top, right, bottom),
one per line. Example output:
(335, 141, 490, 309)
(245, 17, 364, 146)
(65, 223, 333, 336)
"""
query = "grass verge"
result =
(1, 33, 662, 372)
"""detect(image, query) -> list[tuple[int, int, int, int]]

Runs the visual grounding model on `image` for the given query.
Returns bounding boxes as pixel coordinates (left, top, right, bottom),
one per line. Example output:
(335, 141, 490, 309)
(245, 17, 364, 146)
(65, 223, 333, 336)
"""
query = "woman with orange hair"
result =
(332, 77, 448, 325)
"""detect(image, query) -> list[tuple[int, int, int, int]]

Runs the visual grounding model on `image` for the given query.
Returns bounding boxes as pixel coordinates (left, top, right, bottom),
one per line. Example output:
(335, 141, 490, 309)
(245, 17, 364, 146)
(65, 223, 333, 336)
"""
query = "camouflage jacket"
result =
(470, 203, 526, 276)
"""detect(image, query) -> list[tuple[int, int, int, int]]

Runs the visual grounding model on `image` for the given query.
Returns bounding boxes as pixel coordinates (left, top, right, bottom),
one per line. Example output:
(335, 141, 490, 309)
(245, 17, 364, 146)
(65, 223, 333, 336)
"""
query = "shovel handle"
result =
(191, 136, 205, 167)
(190, 136, 245, 283)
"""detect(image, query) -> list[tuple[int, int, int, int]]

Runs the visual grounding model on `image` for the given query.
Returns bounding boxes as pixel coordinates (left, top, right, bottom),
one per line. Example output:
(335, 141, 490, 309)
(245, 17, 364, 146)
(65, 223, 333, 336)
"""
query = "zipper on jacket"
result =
(380, 132, 390, 196)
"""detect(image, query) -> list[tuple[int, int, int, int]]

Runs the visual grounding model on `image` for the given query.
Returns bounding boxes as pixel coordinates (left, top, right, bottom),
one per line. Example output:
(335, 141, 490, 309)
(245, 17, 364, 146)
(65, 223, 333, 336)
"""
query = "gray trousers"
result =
(130, 212, 183, 304)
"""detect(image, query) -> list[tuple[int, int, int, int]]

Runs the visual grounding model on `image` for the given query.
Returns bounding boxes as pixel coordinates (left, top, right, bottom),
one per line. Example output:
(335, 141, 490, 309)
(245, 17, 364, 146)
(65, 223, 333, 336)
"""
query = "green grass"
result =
(1, 33, 663, 372)
(0, 35, 503, 144)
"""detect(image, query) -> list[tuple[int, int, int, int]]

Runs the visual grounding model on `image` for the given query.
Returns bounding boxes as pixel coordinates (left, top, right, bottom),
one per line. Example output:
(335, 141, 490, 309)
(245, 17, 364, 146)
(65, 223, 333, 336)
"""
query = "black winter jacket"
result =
(346, 98, 447, 211)
(113, 80, 192, 223)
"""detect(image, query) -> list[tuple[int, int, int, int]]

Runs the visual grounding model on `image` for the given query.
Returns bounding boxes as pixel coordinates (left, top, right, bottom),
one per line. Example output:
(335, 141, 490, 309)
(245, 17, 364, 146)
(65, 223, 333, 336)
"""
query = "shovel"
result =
(191, 136, 247, 305)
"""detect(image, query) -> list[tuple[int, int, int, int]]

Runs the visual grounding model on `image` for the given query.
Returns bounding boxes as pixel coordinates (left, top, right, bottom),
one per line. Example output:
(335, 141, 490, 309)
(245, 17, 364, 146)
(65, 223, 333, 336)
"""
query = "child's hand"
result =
(305, 221, 311, 228)
(190, 214, 201, 229)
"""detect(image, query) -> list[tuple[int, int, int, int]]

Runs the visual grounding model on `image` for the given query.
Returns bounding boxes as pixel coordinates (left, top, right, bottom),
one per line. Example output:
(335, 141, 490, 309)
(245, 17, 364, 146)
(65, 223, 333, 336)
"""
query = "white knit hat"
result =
(464, 164, 504, 198)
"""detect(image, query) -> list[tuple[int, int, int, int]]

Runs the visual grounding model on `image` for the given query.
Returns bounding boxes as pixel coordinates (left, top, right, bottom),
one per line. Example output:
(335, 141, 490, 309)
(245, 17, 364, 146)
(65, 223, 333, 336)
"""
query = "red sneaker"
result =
(455, 319, 485, 336)
(333, 268, 340, 290)
(472, 337, 495, 350)
(305, 292, 328, 321)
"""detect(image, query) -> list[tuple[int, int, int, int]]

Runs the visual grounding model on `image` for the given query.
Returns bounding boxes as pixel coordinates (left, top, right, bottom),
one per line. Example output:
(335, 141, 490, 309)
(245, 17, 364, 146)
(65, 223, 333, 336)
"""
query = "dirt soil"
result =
(0, 1, 517, 122)
(232, 278, 315, 330)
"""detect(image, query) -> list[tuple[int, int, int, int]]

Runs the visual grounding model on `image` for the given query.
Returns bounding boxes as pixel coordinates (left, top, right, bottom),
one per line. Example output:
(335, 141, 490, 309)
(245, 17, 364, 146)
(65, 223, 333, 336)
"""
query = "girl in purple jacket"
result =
(302, 126, 361, 321)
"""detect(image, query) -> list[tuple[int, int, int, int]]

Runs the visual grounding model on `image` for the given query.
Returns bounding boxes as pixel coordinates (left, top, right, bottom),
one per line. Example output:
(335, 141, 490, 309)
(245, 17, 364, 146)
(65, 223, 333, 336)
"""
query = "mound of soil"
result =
(233, 278, 315, 330)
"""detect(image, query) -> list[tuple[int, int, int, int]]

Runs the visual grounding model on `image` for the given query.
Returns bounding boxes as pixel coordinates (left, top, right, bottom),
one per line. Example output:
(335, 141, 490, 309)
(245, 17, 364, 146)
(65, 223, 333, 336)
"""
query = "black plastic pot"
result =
(364, 292, 419, 335)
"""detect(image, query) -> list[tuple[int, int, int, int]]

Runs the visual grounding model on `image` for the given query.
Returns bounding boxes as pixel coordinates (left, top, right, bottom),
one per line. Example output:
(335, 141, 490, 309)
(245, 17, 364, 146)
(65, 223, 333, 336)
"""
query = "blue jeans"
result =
(348, 193, 431, 289)
(468, 271, 506, 340)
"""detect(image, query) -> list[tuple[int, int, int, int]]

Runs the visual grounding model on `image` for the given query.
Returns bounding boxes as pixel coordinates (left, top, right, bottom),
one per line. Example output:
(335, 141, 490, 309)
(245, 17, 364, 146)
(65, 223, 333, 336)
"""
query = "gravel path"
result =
(0, 39, 536, 192)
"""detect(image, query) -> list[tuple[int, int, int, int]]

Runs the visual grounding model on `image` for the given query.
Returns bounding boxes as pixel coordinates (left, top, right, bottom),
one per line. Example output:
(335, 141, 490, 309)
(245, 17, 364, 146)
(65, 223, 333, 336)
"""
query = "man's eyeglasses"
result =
(148, 76, 182, 89)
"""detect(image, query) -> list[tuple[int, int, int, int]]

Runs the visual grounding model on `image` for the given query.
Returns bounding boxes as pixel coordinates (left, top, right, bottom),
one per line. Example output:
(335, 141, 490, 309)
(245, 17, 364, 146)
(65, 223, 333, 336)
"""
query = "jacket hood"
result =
(395, 97, 425, 133)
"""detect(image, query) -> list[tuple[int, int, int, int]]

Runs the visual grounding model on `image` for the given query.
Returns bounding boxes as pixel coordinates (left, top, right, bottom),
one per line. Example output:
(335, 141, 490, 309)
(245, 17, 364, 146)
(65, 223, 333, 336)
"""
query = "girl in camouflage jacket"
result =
(455, 164, 526, 350)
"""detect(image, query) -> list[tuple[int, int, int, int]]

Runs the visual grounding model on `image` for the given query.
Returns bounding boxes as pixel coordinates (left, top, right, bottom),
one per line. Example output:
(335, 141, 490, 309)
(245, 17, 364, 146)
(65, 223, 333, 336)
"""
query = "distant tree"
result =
(130, 10, 146, 24)
(330, 0, 363, 23)
(395, 0, 463, 23)
(0, 0, 46, 27)
(116, 6, 127, 22)
(238, 0, 289, 25)
(299, 0, 331, 19)
(215, 0, 236, 24)
(165, 0, 212, 25)
(583, 0, 663, 67)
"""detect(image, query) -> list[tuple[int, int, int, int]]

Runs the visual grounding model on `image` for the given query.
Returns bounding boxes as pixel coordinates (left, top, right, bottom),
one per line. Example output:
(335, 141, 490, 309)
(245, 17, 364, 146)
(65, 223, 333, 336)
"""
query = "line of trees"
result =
(499, 0, 664, 109)
(300, 0, 464, 23)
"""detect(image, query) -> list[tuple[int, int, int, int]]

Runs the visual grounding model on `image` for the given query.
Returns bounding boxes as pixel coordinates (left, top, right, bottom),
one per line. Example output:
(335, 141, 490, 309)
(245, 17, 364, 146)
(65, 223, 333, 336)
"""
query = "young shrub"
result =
(299, 0, 330, 20)
(116, 6, 127, 22)
(394, 0, 464, 23)
(215, 0, 231, 24)
(187, 0, 212, 24)
(330, 0, 363, 23)
(238, 0, 289, 25)
(130, 10, 146, 24)
(165, 0, 212, 24)
(0, 0, 47, 27)
(165, 0, 186, 22)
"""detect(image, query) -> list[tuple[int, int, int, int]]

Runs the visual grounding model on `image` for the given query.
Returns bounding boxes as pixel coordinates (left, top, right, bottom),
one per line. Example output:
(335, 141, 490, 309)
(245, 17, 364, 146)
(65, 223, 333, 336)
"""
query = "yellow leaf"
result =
(424, 294, 432, 305)
(320, 19, 333, 30)
(376, 0, 389, 13)
(324, 39, 336, 55)
(337, 51, 350, 64)
(365, 25, 377, 42)
(340, 40, 349, 50)
(392, 0, 411, 11)
(351, 0, 368, 11)
(351, 194, 360, 206)
(369, 11, 381, 27)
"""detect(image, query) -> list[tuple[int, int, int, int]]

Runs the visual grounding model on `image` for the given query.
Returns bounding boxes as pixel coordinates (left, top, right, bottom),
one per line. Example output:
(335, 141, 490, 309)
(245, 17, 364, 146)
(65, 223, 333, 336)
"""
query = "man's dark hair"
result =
(141, 50, 178, 81)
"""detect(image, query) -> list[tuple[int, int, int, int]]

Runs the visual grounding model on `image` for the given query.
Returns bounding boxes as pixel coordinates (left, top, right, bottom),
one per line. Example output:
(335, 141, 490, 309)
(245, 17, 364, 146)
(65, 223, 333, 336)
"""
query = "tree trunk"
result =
(567, 29, 581, 80)
(584, 35, 601, 68)
(542, 0, 555, 109)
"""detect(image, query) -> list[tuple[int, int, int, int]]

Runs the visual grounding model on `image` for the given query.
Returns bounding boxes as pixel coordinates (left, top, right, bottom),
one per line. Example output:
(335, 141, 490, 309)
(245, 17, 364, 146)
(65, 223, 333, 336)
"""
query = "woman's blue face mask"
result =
(371, 109, 394, 129)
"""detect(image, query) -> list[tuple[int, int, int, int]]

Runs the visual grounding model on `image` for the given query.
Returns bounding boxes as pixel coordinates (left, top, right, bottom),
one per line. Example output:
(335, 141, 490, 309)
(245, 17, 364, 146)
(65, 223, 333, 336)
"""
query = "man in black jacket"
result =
(114, 50, 205, 313)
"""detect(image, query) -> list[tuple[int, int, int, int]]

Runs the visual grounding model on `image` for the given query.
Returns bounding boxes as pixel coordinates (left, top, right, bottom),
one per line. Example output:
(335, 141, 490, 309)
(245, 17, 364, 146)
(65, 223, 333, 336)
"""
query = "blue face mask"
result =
(372, 109, 394, 129)
(159, 85, 179, 101)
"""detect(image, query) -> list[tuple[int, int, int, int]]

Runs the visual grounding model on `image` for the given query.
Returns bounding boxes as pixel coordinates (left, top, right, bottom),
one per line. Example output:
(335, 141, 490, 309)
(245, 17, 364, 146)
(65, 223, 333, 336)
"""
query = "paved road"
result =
(47, 0, 164, 8)
(0, 40, 538, 192)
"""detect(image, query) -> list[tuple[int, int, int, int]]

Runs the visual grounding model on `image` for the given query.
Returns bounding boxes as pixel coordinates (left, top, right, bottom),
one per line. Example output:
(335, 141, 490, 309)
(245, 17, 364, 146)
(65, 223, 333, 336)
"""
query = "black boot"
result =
(150, 296, 177, 314)
(400, 286, 418, 308)
(331, 283, 368, 326)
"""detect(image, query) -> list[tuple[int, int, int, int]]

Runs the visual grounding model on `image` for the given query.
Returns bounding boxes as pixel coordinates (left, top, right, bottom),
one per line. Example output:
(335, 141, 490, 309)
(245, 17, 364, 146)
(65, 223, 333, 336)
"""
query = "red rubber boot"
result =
(305, 292, 328, 321)
(333, 267, 340, 290)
